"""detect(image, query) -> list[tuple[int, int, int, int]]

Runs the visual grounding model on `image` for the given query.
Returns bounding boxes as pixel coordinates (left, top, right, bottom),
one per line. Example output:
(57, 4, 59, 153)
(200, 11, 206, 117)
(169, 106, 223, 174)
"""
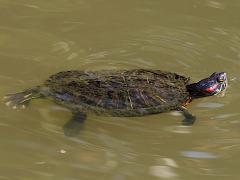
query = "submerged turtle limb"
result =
(63, 111, 86, 137)
(3, 86, 43, 109)
(178, 106, 196, 125)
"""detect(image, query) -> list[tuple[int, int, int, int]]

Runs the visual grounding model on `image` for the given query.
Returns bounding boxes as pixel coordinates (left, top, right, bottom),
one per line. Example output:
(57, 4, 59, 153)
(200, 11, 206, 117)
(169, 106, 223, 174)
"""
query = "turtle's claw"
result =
(5, 101, 12, 107)
(4, 99, 24, 109)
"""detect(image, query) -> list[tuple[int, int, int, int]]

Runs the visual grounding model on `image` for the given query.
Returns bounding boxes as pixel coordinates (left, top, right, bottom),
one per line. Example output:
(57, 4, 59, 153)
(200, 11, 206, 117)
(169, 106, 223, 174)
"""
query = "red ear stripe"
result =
(205, 87, 214, 92)
(204, 84, 218, 93)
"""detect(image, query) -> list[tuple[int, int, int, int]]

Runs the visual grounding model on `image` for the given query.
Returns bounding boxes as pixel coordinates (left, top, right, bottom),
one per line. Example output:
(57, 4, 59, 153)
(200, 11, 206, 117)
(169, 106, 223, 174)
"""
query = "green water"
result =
(0, 0, 240, 179)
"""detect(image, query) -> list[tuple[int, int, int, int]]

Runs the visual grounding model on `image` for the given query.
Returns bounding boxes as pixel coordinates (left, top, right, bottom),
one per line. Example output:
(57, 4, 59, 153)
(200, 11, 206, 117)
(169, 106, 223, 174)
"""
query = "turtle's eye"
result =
(217, 77, 224, 83)
(217, 74, 226, 83)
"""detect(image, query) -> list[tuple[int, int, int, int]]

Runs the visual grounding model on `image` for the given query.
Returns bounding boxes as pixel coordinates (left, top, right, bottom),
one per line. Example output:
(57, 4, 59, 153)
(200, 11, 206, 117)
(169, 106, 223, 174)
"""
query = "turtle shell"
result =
(44, 69, 190, 116)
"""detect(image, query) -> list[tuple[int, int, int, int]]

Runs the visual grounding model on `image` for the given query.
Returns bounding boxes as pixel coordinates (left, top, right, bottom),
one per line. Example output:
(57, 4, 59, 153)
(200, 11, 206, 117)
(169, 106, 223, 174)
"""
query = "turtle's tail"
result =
(3, 86, 42, 109)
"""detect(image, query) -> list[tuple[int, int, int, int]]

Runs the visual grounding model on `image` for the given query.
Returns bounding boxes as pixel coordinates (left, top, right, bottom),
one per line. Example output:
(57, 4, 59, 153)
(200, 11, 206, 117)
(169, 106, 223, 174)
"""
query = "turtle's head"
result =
(187, 72, 228, 98)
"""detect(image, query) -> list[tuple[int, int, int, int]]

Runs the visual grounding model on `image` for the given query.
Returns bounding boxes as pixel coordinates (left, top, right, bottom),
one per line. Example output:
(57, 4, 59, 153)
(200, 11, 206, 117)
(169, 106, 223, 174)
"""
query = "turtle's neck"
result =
(186, 83, 206, 99)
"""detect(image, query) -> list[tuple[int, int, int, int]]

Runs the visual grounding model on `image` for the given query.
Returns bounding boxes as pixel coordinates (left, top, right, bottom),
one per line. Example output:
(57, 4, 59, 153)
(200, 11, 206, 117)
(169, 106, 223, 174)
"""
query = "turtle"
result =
(3, 69, 228, 136)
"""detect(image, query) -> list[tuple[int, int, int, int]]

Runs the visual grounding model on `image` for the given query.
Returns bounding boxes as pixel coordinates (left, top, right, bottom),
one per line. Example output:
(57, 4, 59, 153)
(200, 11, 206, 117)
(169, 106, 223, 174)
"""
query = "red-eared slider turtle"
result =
(3, 69, 228, 136)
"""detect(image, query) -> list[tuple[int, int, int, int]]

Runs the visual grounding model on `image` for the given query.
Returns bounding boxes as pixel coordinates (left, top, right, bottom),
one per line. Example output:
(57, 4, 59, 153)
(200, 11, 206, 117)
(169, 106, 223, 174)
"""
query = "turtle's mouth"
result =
(216, 73, 228, 96)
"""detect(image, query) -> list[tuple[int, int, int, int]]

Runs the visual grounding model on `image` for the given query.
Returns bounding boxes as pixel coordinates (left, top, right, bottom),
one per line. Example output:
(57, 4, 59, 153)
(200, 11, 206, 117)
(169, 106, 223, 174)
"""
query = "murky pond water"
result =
(0, 0, 240, 179)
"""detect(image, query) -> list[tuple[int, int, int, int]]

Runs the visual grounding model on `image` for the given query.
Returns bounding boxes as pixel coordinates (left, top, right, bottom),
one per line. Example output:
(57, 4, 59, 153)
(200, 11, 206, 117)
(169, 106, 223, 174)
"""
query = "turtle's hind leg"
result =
(63, 111, 86, 137)
(3, 86, 42, 109)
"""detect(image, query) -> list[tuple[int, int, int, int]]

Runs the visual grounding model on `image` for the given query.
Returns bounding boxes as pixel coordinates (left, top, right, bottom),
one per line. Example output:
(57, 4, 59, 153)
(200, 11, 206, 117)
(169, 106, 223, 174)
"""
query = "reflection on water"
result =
(197, 102, 224, 108)
(150, 165, 178, 179)
(181, 151, 218, 159)
(149, 158, 179, 178)
(0, 0, 240, 179)
(206, 0, 225, 9)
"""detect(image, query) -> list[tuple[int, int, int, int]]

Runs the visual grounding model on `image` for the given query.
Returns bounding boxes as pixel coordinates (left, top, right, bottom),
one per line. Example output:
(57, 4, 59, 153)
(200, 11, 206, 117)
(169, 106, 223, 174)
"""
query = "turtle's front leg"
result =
(63, 111, 86, 137)
(178, 106, 196, 125)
